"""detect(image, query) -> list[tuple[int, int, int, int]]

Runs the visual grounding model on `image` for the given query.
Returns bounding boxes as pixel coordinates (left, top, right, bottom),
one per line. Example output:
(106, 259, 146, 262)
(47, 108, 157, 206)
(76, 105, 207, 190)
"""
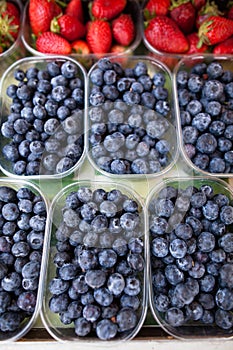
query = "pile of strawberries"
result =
(0, 0, 20, 54)
(28, 0, 136, 56)
(144, 0, 233, 55)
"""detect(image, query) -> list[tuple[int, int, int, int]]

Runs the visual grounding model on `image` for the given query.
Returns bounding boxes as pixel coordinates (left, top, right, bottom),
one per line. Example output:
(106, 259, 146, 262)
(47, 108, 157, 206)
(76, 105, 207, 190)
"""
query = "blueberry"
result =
(151, 237, 168, 258)
(83, 304, 101, 322)
(98, 249, 117, 268)
(169, 238, 188, 259)
(94, 287, 113, 307)
(186, 100, 202, 116)
(116, 307, 137, 332)
(0, 312, 23, 332)
(84, 269, 106, 289)
(124, 276, 140, 296)
(165, 307, 184, 327)
(96, 319, 118, 340)
(74, 317, 91, 337)
(182, 126, 199, 144)
(215, 309, 233, 329)
(203, 80, 224, 101)
(197, 231, 215, 252)
(220, 205, 233, 225)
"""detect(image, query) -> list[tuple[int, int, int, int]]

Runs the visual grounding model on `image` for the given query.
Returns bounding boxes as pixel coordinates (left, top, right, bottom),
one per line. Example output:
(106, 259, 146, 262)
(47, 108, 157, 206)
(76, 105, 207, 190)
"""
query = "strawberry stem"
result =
(55, 0, 67, 8)
(50, 17, 61, 34)
(197, 18, 213, 46)
(0, 15, 18, 43)
(169, 0, 190, 11)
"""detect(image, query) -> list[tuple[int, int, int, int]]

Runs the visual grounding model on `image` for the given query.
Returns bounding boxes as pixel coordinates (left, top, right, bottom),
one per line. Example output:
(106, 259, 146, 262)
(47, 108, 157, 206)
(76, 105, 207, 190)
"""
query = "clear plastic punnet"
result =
(41, 180, 148, 342)
(0, 178, 49, 342)
(173, 54, 233, 178)
(21, 0, 142, 69)
(146, 176, 233, 340)
(87, 55, 178, 181)
(0, 55, 87, 179)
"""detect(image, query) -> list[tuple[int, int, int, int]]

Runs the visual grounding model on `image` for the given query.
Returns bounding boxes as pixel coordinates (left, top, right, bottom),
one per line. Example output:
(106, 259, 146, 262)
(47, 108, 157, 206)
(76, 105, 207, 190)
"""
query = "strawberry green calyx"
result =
(144, 8, 156, 21)
(197, 18, 213, 47)
(50, 16, 61, 34)
(198, 0, 222, 16)
(169, 0, 190, 11)
(0, 14, 18, 43)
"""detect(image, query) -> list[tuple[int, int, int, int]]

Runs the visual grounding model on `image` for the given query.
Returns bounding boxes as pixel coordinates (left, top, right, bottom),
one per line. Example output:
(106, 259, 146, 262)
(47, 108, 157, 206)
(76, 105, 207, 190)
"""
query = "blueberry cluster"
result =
(89, 58, 172, 175)
(48, 186, 144, 340)
(1, 60, 85, 176)
(149, 183, 233, 330)
(177, 60, 233, 174)
(0, 185, 47, 333)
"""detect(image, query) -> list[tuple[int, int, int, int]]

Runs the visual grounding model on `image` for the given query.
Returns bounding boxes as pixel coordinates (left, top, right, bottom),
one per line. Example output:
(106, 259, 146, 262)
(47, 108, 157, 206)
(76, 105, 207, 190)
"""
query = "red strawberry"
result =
(144, 15, 189, 53)
(86, 19, 112, 53)
(1, 1, 19, 19)
(71, 39, 91, 54)
(213, 36, 233, 54)
(36, 31, 71, 54)
(65, 0, 84, 23)
(29, 0, 58, 36)
(196, 0, 222, 29)
(110, 44, 126, 54)
(53, 3, 63, 17)
(144, 0, 170, 17)
(186, 32, 209, 53)
(169, 0, 196, 34)
(112, 14, 135, 46)
(228, 6, 233, 20)
(50, 14, 86, 41)
(91, 0, 126, 20)
(0, 0, 20, 49)
(192, 0, 206, 10)
(198, 16, 233, 46)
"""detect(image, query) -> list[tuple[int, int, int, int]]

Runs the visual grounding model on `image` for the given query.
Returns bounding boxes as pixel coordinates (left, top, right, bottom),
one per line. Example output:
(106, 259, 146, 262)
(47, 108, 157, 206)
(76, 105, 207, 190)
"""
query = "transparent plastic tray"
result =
(0, 178, 49, 342)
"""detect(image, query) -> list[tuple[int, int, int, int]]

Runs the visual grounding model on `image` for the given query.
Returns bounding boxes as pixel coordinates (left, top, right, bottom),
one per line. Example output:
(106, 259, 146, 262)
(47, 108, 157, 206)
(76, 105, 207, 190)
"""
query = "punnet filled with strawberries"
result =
(143, 0, 233, 56)
(22, 0, 141, 57)
(0, 0, 21, 54)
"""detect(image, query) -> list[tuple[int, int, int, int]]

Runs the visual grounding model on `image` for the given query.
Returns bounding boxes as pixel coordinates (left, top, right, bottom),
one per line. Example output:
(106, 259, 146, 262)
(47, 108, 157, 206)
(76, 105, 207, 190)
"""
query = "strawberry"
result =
(110, 44, 126, 54)
(144, 0, 170, 18)
(71, 39, 91, 54)
(50, 14, 86, 41)
(144, 15, 189, 53)
(86, 19, 112, 53)
(198, 16, 233, 46)
(91, 0, 126, 20)
(0, 0, 20, 49)
(169, 0, 196, 34)
(112, 14, 135, 46)
(195, 0, 222, 29)
(29, 0, 59, 36)
(191, 0, 206, 10)
(228, 6, 233, 20)
(53, 2, 63, 17)
(213, 36, 233, 54)
(65, 0, 84, 23)
(36, 31, 71, 54)
(186, 32, 209, 53)
(1, 1, 19, 19)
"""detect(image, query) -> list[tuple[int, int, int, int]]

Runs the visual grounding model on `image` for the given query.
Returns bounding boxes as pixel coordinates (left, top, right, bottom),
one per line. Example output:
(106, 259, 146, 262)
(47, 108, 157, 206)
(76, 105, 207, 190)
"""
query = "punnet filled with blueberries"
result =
(41, 181, 147, 341)
(87, 56, 177, 177)
(174, 55, 233, 176)
(0, 180, 48, 342)
(148, 177, 233, 339)
(0, 56, 86, 178)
